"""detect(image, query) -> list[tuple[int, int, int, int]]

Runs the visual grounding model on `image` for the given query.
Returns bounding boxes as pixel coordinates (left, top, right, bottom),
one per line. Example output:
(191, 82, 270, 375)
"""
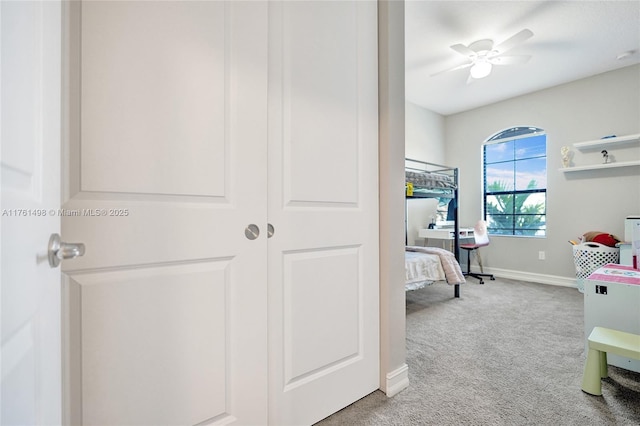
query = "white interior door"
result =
(1, 1, 62, 424)
(267, 2, 380, 424)
(61, 2, 268, 424)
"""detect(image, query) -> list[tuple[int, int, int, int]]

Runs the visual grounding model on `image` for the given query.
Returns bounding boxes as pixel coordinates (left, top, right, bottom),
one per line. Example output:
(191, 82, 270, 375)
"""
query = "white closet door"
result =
(1, 1, 62, 423)
(61, 2, 268, 425)
(267, 2, 380, 424)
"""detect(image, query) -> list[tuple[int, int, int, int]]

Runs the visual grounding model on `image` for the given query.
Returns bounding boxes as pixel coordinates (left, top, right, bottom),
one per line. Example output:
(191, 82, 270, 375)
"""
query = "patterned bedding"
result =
(405, 250, 444, 291)
(405, 170, 456, 190)
(404, 246, 465, 291)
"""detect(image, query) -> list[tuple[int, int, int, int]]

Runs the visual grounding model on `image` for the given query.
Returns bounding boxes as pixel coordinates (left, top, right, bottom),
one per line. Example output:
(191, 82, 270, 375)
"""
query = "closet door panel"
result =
(268, 2, 379, 425)
(73, 262, 228, 425)
(284, 4, 359, 205)
(283, 247, 360, 384)
(79, 1, 226, 197)
(62, 2, 268, 425)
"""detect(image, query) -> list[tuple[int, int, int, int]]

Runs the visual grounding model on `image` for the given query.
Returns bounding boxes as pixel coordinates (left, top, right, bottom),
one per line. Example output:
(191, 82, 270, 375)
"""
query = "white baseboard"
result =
(382, 363, 409, 397)
(483, 267, 577, 288)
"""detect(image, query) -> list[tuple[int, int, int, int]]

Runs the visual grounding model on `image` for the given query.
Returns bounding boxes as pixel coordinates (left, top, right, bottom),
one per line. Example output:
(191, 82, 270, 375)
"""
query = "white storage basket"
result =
(573, 242, 620, 293)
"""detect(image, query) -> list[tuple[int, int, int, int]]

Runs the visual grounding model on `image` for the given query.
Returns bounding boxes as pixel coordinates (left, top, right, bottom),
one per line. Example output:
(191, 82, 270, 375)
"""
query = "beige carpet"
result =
(316, 278, 640, 425)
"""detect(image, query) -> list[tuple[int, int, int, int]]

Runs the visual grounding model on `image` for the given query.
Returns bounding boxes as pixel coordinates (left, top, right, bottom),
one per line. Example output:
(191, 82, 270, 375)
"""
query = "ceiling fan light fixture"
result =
(437, 29, 533, 82)
(470, 61, 492, 79)
(616, 50, 637, 60)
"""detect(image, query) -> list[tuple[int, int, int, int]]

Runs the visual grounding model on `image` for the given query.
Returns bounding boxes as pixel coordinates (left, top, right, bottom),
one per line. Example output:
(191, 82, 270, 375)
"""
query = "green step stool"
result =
(581, 326, 640, 396)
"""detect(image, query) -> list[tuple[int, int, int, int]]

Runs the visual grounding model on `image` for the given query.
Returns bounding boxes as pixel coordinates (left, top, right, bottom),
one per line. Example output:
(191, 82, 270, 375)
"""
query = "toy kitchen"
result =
(584, 216, 640, 373)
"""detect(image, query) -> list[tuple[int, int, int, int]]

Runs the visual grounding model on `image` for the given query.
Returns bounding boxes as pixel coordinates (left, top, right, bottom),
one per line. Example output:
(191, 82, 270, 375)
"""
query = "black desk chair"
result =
(460, 220, 495, 284)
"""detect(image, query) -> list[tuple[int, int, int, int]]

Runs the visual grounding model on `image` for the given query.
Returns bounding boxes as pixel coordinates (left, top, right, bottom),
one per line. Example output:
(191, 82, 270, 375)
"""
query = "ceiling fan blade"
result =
(450, 43, 476, 57)
(465, 73, 476, 85)
(493, 29, 533, 54)
(430, 62, 472, 77)
(489, 55, 531, 65)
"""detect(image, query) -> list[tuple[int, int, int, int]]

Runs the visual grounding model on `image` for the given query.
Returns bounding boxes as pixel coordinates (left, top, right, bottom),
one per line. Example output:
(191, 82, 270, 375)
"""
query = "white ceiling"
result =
(405, 0, 640, 116)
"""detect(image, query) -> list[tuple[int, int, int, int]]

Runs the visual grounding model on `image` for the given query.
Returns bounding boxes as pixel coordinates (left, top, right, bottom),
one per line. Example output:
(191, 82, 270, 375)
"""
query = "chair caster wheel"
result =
(490, 276, 495, 280)
(479, 280, 484, 285)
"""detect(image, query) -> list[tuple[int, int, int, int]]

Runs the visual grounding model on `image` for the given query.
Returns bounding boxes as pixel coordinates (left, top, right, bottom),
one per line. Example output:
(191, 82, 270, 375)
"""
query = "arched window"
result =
(483, 127, 546, 236)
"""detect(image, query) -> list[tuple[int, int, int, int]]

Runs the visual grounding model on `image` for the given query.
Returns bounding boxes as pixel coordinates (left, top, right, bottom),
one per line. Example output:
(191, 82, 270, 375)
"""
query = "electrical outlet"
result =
(538, 251, 545, 260)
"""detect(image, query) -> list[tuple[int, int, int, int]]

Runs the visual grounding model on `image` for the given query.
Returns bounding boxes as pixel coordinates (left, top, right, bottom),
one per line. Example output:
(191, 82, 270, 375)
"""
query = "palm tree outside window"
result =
(483, 127, 546, 236)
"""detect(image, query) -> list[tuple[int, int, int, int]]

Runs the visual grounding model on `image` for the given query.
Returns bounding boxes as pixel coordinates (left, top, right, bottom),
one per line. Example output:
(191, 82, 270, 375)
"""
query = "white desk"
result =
(418, 227, 474, 240)
(418, 227, 474, 251)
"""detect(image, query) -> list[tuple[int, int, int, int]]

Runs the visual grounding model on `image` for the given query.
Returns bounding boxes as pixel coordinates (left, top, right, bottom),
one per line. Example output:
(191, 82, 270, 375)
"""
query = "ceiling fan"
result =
(432, 29, 534, 83)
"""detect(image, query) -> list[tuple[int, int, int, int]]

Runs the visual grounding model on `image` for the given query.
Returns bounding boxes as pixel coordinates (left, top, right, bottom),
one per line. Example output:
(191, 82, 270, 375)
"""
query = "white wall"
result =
(405, 102, 446, 246)
(405, 101, 445, 163)
(445, 65, 640, 281)
(378, 0, 409, 397)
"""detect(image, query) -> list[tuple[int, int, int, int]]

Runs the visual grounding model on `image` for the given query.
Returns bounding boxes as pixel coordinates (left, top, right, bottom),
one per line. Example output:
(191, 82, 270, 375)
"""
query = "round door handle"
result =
(267, 223, 275, 238)
(48, 233, 86, 268)
(245, 224, 260, 240)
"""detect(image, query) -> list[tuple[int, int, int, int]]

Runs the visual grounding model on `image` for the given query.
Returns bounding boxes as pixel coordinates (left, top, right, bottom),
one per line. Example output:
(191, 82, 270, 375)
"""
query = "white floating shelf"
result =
(573, 133, 640, 151)
(560, 160, 640, 173)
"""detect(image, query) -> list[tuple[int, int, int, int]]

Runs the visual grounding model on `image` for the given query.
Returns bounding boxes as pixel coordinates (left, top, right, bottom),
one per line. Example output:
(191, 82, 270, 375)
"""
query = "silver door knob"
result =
(245, 224, 260, 240)
(48, 233, 85, 268)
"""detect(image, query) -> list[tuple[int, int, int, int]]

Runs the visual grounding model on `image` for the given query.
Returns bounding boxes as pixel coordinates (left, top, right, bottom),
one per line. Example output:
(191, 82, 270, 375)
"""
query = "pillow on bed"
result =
(581, 231, 621, 247)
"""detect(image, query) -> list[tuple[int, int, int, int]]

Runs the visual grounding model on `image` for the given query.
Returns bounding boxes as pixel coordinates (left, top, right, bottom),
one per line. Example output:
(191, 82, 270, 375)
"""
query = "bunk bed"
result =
(405, 158, 465, 298)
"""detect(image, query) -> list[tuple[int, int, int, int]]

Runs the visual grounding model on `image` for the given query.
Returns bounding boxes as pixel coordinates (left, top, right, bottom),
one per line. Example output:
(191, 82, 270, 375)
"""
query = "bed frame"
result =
(405, 158, 461, 297)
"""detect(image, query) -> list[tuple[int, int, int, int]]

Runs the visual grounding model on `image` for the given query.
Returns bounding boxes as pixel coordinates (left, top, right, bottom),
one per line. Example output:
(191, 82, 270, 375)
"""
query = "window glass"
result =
(484, 127, 546, 237)
(515, 157, 546, 190)
(515, 134, 546, 159)
(485, 140, 514, 163)
(485, 162, 515, 191)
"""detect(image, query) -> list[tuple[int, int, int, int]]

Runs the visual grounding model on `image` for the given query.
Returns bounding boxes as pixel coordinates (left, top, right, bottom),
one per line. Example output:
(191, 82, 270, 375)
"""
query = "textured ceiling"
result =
(405, 0, 640, 116)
